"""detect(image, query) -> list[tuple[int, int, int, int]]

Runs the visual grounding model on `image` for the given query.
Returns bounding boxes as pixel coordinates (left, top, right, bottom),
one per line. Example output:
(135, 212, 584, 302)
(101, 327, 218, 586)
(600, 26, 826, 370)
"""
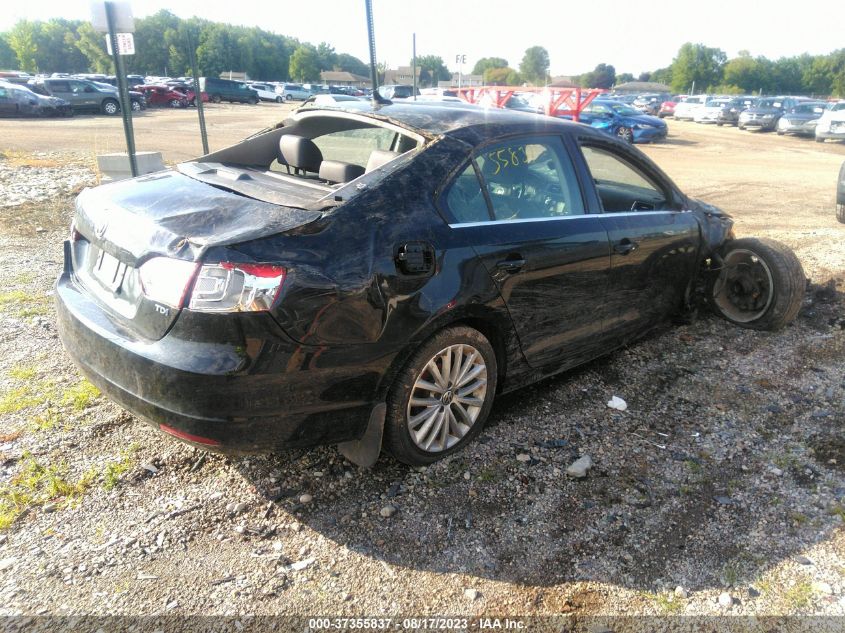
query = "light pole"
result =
(456, 54, 466, 89)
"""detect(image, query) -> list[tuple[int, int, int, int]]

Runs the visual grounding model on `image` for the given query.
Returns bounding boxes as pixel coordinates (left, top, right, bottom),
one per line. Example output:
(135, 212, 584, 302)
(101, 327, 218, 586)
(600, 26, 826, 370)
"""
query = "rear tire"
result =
(837, 204, 845, 224)
(285, 94, 292, 101)
(384, 326, 498, 466)
(708, 237, 805, 331)
(275, 96, 283, 103)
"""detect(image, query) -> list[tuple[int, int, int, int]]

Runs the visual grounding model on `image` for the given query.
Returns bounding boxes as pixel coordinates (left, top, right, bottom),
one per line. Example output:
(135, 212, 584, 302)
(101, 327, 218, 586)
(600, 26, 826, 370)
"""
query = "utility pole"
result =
(456, 54, 466, 89)
(412, 33, 417, 100)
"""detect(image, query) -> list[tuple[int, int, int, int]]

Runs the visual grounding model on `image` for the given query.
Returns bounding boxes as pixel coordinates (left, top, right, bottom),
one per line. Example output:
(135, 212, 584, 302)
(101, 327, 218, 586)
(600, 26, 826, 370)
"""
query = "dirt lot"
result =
(1, 106, 844, 631)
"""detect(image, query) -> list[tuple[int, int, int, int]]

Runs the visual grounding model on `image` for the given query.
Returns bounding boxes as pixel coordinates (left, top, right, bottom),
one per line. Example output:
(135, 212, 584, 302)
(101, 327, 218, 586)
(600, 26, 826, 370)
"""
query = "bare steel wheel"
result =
(709, 237, 804, 331)
(385, 326, 497, 465)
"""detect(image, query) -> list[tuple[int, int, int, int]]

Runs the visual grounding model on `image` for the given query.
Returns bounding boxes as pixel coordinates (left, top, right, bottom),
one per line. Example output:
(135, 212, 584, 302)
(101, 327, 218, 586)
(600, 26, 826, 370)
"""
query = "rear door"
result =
(442, 135, 611, 369)
(576, 139, 701, 345)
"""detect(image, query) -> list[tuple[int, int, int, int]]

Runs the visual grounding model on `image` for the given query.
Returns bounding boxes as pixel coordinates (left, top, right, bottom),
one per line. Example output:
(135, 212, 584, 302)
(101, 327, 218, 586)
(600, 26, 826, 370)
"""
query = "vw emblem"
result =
(95, 220, 108, 239)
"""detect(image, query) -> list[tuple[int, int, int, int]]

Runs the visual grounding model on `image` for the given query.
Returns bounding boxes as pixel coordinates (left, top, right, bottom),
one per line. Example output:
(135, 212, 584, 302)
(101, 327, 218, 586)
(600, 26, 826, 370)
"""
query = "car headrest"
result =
(319, 160, 365, 184)
(279, 134, 323, 173)
(365, 149, 401, 173)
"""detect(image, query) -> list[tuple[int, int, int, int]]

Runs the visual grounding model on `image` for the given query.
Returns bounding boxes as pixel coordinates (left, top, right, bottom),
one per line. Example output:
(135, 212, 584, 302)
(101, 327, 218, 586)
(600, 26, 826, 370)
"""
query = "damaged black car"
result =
(55, 102, 805, 466)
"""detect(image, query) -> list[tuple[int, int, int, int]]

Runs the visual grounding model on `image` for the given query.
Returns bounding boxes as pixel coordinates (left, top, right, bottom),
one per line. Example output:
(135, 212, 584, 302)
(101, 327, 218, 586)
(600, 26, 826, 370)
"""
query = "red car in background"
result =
(165, 81, 208, 106)
(658, 95, 687, 118)
(137, 85, 189, 108)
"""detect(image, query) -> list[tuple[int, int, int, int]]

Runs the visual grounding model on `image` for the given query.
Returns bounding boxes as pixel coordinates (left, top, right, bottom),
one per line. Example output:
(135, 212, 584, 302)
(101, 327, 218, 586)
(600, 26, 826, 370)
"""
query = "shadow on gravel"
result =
(229, 281, 845, 592)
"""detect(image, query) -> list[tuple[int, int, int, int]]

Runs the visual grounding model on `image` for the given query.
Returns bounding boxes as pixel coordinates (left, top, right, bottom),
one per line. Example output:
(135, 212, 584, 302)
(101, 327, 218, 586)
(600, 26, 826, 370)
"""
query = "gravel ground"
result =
(0, 120, 844, 630)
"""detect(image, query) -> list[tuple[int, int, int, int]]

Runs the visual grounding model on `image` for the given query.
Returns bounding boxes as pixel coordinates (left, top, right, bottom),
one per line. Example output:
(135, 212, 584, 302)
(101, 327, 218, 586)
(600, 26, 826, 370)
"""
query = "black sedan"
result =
(55, 103, 805, 466)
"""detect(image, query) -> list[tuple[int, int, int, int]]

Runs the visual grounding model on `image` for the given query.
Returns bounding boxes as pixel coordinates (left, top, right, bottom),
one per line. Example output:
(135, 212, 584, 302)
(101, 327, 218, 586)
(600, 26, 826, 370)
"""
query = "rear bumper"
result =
(55, 271, 377, 454)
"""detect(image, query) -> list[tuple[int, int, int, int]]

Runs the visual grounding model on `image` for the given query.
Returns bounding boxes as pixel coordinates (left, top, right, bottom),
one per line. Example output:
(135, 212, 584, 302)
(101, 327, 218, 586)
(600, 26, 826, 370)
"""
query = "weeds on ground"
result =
(60, 380, 100, 411)
(0, 452, 96, 530)
(102, 446, 139, 491)
(654, 592, 685, 614)
(782, 581, 815, 611)
(0, 149, 62, 169)
(0, 290, 51, 318)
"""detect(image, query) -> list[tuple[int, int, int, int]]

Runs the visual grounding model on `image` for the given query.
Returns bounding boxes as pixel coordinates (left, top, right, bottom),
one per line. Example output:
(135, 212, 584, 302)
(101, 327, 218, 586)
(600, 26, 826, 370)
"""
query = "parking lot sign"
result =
(104, 33, 135, 56)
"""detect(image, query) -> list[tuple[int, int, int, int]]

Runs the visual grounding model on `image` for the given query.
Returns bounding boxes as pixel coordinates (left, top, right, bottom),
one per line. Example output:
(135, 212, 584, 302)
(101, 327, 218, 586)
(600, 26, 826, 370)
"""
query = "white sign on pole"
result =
(104, 33, 135, 56)
(91, 1, 135, 33)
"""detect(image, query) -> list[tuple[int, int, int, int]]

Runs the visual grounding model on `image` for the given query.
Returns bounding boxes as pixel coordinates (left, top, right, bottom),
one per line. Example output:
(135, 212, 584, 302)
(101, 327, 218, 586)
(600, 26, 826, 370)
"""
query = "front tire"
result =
(211, 94, 221, 104)
(101, 99, 119, 115)
(130, 100, 141, 112)
(275, 96, 283, 103)
(384, 326, 498, 465)
(709, 237, 805, 331)
(169, 99, 181, 108)
(616, 126, 634, 143)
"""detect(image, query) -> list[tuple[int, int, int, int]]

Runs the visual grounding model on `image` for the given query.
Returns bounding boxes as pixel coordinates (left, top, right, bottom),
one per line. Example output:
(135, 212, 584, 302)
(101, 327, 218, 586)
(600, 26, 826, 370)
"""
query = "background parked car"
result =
(673, 95, 709, 121)
(137, 85, 189, 108)
(575, 99, 668, 143)
(29, 77, 142, 114)
(632, 93, 668, 116)
(275, 83, 312, 101)
(814, 100, 845, 143)
(0, 82, 73, 116)
(658, 95, 687, 118)
(377, 84, 419, 99)
(198, 77, 258, 104)
(248, 83, 281, 102)
(776, 101, 827, 136)
(163, 81, 207, 106)
(738, 96, 809, 132)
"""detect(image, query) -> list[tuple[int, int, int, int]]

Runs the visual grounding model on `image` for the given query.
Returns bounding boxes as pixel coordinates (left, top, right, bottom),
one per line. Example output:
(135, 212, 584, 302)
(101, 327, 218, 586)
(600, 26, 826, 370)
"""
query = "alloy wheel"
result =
(406, 343, 488, 453)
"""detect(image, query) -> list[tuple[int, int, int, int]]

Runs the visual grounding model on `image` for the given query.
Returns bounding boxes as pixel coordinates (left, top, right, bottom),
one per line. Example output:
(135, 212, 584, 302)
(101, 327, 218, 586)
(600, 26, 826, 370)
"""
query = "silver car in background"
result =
(776, 101, 827, 136)
(815, 101, 845, 143)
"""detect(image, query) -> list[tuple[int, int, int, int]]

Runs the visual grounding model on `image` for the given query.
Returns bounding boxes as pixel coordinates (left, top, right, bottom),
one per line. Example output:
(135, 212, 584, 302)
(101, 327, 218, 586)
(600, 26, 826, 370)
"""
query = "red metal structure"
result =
(454, 86, 606, 121)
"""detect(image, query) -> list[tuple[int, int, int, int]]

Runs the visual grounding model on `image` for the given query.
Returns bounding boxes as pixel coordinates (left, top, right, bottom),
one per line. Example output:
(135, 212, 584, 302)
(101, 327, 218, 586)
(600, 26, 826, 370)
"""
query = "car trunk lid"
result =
(70, 169, 322, 340)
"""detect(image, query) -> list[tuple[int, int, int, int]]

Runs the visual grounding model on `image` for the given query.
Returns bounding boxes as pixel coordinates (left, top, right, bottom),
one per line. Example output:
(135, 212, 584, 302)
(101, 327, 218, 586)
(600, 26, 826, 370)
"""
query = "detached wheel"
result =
(709, 237, 805, 331)
(384, 326, 497, 466)
(616, 126, 634, 143)
(101, 99, 119, 115)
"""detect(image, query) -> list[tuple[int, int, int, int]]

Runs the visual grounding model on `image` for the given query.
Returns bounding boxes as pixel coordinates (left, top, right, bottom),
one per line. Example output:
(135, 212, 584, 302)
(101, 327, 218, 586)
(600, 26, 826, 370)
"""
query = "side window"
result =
(475, 138, 584, 221)
(581, 145, 669, 212)
(445, 163, 490, 224)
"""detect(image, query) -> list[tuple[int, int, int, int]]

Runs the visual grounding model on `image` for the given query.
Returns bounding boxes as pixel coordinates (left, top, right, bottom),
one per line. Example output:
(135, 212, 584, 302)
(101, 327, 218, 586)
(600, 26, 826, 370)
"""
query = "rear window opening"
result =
(180, 112, 424, 207)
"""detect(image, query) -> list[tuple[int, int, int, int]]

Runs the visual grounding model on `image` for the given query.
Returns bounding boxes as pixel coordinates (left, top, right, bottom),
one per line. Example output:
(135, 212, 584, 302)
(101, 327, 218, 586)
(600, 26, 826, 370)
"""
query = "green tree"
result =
(484, 67, 520, 85)
(316, 42, 336, 71)
(580, 63, 615, 88)
(7, 20, 38, 72)
(289, 43, 319, 82)
(0, 35, 16, 69)
(669, 42, 726, 93)
(414, 54, 449, 87)
(617, 72, 634, 83)
(519, 46, 549, 85)
(472, 56, 508, 76)
(722, 51, 761, 93)
(335, 53, 368, 76)
(72, 22, 111, 73)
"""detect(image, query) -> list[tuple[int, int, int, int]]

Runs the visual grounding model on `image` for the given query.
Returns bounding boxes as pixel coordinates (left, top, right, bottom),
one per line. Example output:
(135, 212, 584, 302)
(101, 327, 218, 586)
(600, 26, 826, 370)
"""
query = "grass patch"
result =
(29, 409, 61, 432)
(8, 365, 37, 381)
(60, 380, 100, 411)
(0, 452, 96, 530)
(0, 290, 51, 318)
(477, 467, 500, 482)
(654, 592, 685, 614)
(0, 384, 53, 415)
(782, 581, 814, 611)
(101, 445, 139, 491)
(0, 149, 62, 169)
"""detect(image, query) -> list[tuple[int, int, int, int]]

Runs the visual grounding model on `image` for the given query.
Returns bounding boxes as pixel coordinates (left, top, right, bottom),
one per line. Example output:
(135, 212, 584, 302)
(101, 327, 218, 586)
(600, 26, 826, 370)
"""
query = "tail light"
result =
(189, 262, 286, 312)
(138, 257, 199, 308)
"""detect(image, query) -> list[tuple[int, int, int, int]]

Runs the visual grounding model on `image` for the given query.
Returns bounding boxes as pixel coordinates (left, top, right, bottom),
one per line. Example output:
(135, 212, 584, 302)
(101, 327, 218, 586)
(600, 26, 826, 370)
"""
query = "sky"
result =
(2, 0, 843, 77)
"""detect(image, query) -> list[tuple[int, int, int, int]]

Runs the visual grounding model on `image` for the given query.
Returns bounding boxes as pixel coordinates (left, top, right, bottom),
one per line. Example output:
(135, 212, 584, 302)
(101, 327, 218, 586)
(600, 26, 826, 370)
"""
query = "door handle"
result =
(495, 257, 526, 273)
(613, 238, 639, 255)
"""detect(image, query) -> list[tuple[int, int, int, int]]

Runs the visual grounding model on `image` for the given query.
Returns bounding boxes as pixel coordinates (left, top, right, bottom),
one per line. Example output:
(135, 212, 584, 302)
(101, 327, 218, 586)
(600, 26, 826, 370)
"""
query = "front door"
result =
(578, 143, 702, 345)
(442, 135, 611, 369)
